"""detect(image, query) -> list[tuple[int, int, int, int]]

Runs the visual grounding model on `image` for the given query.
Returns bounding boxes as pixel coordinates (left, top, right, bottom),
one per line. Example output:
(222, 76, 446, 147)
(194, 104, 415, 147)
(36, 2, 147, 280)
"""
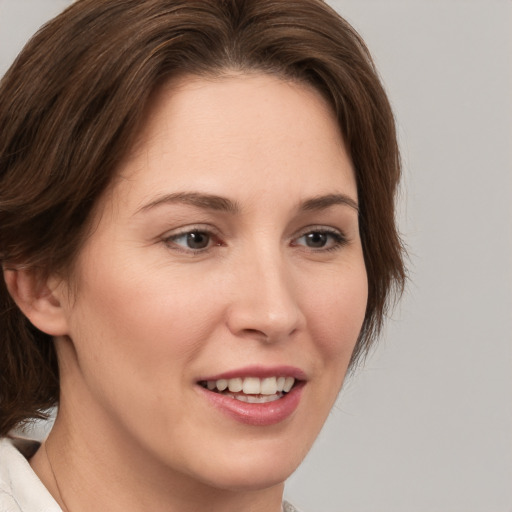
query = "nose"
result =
(225, 248, 305, 343)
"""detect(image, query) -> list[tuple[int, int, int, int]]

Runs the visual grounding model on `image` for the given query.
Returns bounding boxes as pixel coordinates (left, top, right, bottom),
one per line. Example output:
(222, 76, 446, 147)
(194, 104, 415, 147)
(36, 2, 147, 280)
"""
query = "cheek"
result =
(65, 256, 224, 392)
(61, 261, 227, 445)
(303, 264, 368, 361)
(293, 262, 368, 447)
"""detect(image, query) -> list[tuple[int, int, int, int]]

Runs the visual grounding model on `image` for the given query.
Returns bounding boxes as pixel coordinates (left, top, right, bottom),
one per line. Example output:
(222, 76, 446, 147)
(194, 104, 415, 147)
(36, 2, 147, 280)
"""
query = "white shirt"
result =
(0, 438, 61, 512)
(0, 437, 301, 512)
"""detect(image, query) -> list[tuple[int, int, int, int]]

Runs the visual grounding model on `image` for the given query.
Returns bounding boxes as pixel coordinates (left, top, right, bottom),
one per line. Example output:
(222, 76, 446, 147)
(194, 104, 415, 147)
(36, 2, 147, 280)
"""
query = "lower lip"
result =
(198, 383, 304, 426)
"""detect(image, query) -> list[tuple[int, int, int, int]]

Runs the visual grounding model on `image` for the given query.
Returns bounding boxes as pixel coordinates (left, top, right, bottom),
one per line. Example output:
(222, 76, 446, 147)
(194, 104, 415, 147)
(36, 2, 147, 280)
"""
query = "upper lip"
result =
(197, 365, 307, 382)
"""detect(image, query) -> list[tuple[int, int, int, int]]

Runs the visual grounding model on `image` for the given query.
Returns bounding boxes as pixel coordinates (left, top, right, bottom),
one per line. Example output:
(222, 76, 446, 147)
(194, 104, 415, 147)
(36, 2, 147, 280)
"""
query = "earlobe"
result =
(3, 267, 70, 336)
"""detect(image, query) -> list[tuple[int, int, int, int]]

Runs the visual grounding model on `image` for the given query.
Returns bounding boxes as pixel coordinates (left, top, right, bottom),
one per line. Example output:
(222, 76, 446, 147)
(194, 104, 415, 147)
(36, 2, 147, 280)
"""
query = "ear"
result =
(3, 266, 69, 336)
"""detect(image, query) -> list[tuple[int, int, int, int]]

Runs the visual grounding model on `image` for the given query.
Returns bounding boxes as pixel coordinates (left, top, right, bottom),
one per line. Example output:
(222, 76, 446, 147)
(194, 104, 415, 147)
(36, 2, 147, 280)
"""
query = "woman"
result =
(0, 0, 405, 510)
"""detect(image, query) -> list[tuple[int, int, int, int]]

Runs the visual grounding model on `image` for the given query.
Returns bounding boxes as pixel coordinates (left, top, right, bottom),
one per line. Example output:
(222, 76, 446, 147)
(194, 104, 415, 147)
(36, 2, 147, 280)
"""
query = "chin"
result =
(184, 435, 311, 492)
(199, 461, 297, 493)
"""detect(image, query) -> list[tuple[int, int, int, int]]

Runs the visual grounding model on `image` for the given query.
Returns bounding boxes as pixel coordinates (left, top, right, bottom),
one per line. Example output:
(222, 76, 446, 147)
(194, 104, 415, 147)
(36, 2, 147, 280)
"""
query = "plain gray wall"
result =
(1, 1, 511, 511)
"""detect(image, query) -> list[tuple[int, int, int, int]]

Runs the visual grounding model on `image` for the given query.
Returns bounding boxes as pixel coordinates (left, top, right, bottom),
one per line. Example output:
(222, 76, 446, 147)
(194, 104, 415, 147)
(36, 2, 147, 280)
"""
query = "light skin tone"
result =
(6, 72, 368, 512)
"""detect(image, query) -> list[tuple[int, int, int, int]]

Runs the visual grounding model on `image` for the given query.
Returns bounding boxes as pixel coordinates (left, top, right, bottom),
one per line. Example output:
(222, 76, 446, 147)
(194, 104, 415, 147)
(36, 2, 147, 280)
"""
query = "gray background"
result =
(1, 1, 511, 511)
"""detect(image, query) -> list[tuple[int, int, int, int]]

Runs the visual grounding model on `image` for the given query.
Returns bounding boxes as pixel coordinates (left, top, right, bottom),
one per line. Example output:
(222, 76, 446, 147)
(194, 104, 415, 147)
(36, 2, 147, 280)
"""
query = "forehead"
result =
(112, 72, 356, 212)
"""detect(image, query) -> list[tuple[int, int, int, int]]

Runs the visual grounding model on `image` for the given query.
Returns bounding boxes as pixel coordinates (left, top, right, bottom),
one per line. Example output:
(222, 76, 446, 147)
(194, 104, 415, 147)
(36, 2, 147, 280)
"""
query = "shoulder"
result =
(283, 500, 304, 512)
(0, 438, 26, 512)
(0, 438, 61, 512)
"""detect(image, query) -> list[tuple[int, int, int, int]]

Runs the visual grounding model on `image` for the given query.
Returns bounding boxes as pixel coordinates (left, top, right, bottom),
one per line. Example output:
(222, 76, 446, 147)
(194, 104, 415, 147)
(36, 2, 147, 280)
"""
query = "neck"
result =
(30, 409, 284, 512)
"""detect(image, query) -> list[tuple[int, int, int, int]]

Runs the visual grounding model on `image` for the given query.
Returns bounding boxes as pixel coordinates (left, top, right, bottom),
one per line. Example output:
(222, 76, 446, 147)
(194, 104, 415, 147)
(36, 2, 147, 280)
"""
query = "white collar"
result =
(0, 437, 61, 512)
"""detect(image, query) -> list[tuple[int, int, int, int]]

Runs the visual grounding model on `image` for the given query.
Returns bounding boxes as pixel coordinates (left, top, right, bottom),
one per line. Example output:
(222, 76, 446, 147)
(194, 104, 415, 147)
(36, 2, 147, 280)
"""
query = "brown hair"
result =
(0, 0, 405, 436)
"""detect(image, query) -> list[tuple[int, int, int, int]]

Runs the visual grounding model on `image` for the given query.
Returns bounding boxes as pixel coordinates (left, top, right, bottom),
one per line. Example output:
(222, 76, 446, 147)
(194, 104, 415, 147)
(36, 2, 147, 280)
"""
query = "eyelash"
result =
(291, 227, 348, 253)
(162, 226, 223, 254)
(162, 226, 348, 254)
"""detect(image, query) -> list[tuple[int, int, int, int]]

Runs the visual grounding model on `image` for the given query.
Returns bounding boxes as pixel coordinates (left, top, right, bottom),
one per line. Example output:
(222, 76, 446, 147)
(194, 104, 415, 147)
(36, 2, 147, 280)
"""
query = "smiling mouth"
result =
(199, 376, 297, 403)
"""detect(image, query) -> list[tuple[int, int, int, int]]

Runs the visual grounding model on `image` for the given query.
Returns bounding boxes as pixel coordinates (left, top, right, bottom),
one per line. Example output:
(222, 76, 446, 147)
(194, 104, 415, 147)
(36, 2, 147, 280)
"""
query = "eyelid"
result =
(290, 225, 349, 251)
(292, 224, 346, 239)
(161, 223, 220, 237)
(161, 224, 224, 253)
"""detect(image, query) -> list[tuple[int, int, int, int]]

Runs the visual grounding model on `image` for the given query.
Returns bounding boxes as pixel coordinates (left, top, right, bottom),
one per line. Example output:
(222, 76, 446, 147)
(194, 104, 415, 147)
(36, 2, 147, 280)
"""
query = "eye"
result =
(301, 232, 330, 248)
(292, 228, 346, 251)
(164, 229, 219, 252)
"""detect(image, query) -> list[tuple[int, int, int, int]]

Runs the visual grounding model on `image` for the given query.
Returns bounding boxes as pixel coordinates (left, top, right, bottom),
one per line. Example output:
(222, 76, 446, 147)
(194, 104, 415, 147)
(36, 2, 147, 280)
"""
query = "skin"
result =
(15, 73, 368, 512)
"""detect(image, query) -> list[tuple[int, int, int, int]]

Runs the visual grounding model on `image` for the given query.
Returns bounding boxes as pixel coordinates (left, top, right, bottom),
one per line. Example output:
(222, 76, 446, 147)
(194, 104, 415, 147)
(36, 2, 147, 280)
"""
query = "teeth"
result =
(228, 378, 243, 392)
(204, 376, 296, 396)
(260, 377, 277, 395)
(283, 376, 295, 393)
(242, 377, 260, 394)
(233, 393, 282, 403)
(219, 393, 283, 403)
(216, 379, 228, 391)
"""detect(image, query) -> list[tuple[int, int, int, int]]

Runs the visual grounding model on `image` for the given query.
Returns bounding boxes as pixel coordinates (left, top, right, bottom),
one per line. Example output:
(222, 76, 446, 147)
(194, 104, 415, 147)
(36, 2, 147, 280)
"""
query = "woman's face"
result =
(54, 73, 368, 491)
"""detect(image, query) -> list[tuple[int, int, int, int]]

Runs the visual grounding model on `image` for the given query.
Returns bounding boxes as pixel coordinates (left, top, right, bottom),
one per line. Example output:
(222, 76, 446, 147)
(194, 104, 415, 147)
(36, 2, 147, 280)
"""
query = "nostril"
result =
(243, 328, 268, 339)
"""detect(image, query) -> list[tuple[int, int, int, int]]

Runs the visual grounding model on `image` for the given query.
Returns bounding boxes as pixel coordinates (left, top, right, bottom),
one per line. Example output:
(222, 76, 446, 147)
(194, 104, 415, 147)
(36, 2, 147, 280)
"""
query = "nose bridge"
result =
(227, 241, 303, 341)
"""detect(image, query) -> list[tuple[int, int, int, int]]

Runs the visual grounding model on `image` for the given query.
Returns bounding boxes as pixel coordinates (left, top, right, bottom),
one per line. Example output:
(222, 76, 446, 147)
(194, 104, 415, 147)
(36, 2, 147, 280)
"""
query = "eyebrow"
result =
(136, 192, 241, 215)
(135, 191, 358, 215)
(299, 193, 359, 213)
